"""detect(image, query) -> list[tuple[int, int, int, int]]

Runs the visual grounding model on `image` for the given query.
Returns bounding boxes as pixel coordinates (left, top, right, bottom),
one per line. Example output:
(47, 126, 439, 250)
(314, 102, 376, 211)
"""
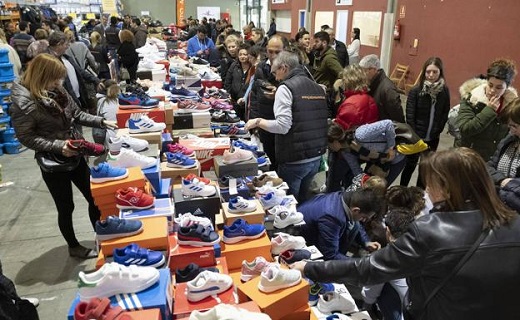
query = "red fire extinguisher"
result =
(394, 19, 401, 40)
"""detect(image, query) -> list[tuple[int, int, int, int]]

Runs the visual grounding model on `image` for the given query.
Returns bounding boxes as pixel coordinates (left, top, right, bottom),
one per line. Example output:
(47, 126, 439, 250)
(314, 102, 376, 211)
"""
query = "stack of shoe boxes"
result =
(115, 106, 166, 129)
(177, 137, 231, 172)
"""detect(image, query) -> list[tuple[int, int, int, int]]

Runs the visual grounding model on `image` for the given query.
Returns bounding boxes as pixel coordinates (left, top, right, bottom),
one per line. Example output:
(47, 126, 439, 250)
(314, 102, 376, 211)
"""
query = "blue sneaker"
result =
(279, 248, 312, 265)
(218, 125, 249, 137)
(222, 218, 265, 244)
(90, 162, 128, 183)
(178, 224, 220, 246)
(118, 92, 159, 108)
(165, 152, 197, 169)
(233, 140, 257, 152)
(257, 156, 267, 166)
(95, 216, 143, 241)
(308, 281, 335, 306)
(113, 243, 165, 268)
(169, 86, 199, 97)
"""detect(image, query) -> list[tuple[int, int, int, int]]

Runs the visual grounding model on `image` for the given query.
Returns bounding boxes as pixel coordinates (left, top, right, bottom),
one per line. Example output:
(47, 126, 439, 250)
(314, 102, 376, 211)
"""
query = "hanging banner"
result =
(177, 0, 185, 24)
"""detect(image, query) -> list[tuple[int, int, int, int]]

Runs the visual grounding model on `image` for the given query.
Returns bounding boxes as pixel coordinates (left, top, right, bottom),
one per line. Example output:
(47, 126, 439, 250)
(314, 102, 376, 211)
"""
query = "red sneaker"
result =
(185, 173, 211, 185)
(115, 187, 154, 210)
(74, 297, 133, 320)
(68, 139, 106, 156)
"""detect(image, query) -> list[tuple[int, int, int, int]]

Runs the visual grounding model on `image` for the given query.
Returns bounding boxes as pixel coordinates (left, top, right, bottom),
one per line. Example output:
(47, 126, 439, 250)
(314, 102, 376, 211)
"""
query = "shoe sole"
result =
(177, 237, 220, 247)
(222, 155, 254, 165)
(176, 108, 210, 113)
(166, 162, 197, 169)
(240, 273, 256, 282)
(116, 254, 165, 269)
(79, 271, 160, 301)
(129, 128, 164, 134)
(116, 203, 155, 210)
(258, 276, 302, 293)
(222, 230, 265, 244)
(274, 217, 304, 229)
(187, 284, 232, 302)
(182, 187, 217, 197)
(90, 171, 129, 183)
(96, 226, 144, 241)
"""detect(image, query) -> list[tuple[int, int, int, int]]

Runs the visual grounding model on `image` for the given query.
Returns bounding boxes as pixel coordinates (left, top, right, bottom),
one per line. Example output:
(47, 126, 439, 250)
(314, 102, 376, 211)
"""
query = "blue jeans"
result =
(377, 283, 404, 320)
(278, 158, 321, 203)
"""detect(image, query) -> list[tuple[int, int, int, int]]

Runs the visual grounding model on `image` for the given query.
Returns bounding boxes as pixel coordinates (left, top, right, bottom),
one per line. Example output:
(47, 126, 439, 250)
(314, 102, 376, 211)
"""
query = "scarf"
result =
(421, 78, 445, 104)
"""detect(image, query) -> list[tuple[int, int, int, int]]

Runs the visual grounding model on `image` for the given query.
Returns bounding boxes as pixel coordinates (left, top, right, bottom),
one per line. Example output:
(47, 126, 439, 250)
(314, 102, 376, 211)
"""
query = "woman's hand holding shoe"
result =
(62, 141, 79, 157)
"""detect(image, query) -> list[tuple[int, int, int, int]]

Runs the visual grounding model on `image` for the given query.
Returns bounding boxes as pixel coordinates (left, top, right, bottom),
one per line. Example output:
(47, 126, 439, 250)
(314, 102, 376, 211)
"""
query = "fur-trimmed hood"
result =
(459, 78, 518, 109)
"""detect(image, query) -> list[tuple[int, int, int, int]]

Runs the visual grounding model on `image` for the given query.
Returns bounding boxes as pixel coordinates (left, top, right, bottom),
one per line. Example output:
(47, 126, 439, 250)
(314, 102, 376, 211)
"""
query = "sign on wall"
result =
(272, 0, 285, 3)
(336, 0, 353, 5)
(177, 0, 185, 23)
(197, 7, 221, 20)
(352, 11, 382, 47)
(314, 11, 334, 34)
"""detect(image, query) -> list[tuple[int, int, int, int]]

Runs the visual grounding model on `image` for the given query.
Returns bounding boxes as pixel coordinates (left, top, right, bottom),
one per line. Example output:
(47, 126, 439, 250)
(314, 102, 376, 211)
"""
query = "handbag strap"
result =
(416, 228, 490, 319)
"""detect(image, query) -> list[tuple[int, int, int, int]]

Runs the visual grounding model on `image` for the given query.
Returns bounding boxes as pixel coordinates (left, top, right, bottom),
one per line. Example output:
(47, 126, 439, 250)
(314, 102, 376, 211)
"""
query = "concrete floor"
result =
(0, 125, 455, 319)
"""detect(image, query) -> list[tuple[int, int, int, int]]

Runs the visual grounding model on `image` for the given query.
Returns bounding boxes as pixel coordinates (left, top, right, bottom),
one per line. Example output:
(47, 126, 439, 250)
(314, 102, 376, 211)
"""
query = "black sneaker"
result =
(211, 111, 240, 124)
(175, 262, 219, 283)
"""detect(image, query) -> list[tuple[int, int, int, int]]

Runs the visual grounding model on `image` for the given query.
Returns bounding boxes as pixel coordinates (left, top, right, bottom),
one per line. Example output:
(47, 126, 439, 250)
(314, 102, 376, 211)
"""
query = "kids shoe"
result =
(219, 125, 249, 138)
(240, 256, 270, 282)
(95, 216, 143, 241)
(177, 224, 220, 246)
(74, 297, 131, 320)
(218, 176, 244, 189)
(107, 148, 157, 169)
(308, 281, 335, 306)
(259, 191, 284, 209)
(222, 218, 265, 244)
(271, 232, 306, 255)
(166, 143, 195, 157)
(273, 208, 304, 229)
(67, 139, 106, 156)
(78, 262, 160, 301)
(165, 152, 197, 169)
(317, 291, 357, 314)
(115, 187, 154, 210)
(228, 196, 257, 213)
(128, 114, 166, 133)
(109, 135, 149, 152)
(175, 263, 219, 283)
(118, 92, 159, 108)
(113, 243, 165, 268)
(211, 110, 240, 124)
(222, 148, 254, 164)
(252, 174, 284, 188)
(174, 212, 213, 230)
(186, 271, 233, 302)
(90, 162, 128, 183)
(279, 249, 312, 265)
(176, 100, 211, 113)
(181, 177, 216, 197)
(258, 263, 302, 293)
(184, 173, 210, 185)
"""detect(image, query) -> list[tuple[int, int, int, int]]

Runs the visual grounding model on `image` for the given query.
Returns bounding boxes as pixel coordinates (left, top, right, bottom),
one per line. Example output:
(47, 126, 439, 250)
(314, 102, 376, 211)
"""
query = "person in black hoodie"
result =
(117, 29, 138, 82)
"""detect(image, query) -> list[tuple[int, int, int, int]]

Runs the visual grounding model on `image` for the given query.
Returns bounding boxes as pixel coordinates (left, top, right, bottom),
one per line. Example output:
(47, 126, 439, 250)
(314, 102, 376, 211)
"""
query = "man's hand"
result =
(103, 120, 118, 130)
(501, 178, 512, 188)
(289, 261, 307, 275)
(245, 118, 261, 131)
(365, 241, 381, 252)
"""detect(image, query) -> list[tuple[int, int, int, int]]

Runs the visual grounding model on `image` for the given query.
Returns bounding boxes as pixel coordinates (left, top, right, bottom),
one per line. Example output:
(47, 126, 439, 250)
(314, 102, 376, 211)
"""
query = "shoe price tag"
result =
(229, 178, 238, 195)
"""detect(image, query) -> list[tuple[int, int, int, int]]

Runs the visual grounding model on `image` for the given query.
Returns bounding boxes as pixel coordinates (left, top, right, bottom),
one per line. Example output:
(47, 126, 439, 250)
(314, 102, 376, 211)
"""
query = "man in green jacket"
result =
(311, 31, 344, 91)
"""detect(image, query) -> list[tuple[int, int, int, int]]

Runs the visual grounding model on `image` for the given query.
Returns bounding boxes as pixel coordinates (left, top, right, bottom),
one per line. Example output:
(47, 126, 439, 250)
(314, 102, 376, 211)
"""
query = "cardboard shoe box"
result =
(173, 111, 212, 129)
(119, 198, 175, 233)
(178, 137, 230, 172)
(173, 185, 221, 227)
(219, 230, 273, 270)
(160, 161, 200, 185)
(214, 155, 258, 179)
(116, 105, 166, 128)
(91, 167, 146, 198)
(222, 199, 265, 226)
(168, 234, 217, 271)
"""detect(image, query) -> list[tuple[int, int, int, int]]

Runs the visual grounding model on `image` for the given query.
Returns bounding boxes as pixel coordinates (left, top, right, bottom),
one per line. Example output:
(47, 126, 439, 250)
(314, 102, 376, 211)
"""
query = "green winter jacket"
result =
(456, 78, 518, 161)
(311, 47, 344, 90)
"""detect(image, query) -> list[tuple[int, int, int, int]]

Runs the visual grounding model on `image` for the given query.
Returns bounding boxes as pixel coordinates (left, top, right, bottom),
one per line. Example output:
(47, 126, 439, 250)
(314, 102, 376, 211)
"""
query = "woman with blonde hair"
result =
(89, 31, 110, 79)
(9, 53, 117, 259)
(220, 34, 241, 83)
(293, 147, 520, 319)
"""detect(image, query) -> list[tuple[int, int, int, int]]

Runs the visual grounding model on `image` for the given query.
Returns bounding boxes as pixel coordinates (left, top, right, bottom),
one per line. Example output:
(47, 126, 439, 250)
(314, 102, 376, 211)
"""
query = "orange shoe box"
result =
(163, 101, 174, 124)
(222, 199, 265, 226)
(237, 271, 309, 320)
(219, 230, 273, 270)
(125, 308, 161, 319)
(91, 167, 145, 197)
(178, 137, 230, 172)
(168, 234, 217, 271)
(280, 304, 311, 320)
(159, 161, 200, 184)
(116, 105, 166, 128)
(99, 206, 119, 220)
(117, 128, 162, 148)
(99, 216, 169, 254)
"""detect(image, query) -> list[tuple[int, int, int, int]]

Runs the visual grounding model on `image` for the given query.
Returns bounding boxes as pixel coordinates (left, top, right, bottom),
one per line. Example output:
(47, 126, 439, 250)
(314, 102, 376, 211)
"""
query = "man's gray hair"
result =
(48, 31, 67, 47)
(359, 54, 381, 69)
(272, 51, 300, 72)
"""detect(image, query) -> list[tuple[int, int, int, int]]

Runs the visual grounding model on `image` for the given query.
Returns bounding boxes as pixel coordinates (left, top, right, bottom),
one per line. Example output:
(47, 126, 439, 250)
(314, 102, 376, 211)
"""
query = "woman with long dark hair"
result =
(347, 27, 360, 64)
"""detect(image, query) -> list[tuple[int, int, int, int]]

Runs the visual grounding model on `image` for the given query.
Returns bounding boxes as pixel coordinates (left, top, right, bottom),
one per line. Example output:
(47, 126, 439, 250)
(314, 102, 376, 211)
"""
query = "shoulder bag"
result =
(34, 124, 82, 173)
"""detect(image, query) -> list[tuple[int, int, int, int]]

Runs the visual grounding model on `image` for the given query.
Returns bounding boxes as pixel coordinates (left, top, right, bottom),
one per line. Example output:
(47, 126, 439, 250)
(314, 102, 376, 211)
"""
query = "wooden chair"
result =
(389, 63, 409, 93)
(405, 70, 422, 94)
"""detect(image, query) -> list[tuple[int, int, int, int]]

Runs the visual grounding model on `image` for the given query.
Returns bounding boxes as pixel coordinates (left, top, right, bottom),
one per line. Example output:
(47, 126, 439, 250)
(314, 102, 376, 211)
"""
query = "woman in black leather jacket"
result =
(10, 54, 117, 259)
(292, 147, 520, 319)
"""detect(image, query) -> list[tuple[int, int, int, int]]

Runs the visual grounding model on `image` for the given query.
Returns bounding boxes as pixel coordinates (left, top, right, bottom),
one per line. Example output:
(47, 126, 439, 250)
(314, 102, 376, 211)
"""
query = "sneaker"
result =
(222, 218, 265, 244)
(95, 216, 143, 241)
(139, 58, 165, 70)
(253, 174, 284, 188)
(107, 148, 157, 169)
(271, 232, 306, 255)
(165, 152, 197, 169)
(169, 86, 199, 97)
(67, 139, 105, 156)
(222, 148, 254, 164)
(166, 143, 195, 157)
(211, 110, 240, 123)
(128, 114, 166, 133)
(175, 263, 219, 283)
(317, 291, 357, 314)
(210, 99, 232, 110)
(176, 100, 211, 113)
(74, 297, 130, 320)
(113, 243, 165, 268)
(259, 191, 284, 209)
(257, 156, 268, 167)
(199, 70, 221, 81)
(109, 135, 149, 152)
(218, 175, 244, 189)
(185, 173, 210, 185)
(119, 93, 159, 108)
(115, 187, 155, 210)
(240, 256, 270, 282)
(192, 57, 210, 65)
(78, 262, 160, 301)
(279, 249, 311, 265)
(177, 224, 220, 246)
(232, 139, 257, 152)
(181, 177, 216, 197)
(308, 281, 335, 306)
(90, 162, 128, 183)
(273, 208, 304, 229)
(219, 125, 249, 138)
(228, 196, 257, 213)
(186, 271, 233, 302)
(258, 263, 302, 293)
(174, 212, 213, 230)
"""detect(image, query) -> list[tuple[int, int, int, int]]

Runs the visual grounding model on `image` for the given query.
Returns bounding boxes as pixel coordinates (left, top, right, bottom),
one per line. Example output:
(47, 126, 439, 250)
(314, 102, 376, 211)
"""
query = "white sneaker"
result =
(258, 263, 301, 293)
(174, 212, 213, 230)
(317, 291, 357, 314)
(186, 270, 233, 302)
(198, 68, 221, 80)
(189, 304, 272, 320)
(182, 177, 217, 197)
(271, 232, 306, 255)
(146, 87, 171, 98)
(259, 192, 284, 209)
(128, 114, 166, 134)
(136, 42, 158, 54)
(78, 262, 160, 301)
(273, 208, 304, 229)
(139, 58, 165, 70)
(228, 196, 257, 213)
(107, 148, 156, 169)
(109, 135, 149, 152)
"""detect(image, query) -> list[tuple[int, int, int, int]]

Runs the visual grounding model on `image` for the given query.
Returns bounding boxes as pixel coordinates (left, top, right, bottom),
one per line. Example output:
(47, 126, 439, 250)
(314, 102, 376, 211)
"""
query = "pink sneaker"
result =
(177, 100, 211, 113)
(222, 148, 254, 164)
(240, 256, 270, 282)
(167, 143, 195, 157)
(210, 100, 233, 111)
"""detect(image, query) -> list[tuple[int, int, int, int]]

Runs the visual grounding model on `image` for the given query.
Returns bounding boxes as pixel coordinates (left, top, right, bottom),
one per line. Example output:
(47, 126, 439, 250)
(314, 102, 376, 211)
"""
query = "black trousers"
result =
(258, 128, 277, 171)
(40, 158, 100, 248)
(400, 138, 440, 188)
